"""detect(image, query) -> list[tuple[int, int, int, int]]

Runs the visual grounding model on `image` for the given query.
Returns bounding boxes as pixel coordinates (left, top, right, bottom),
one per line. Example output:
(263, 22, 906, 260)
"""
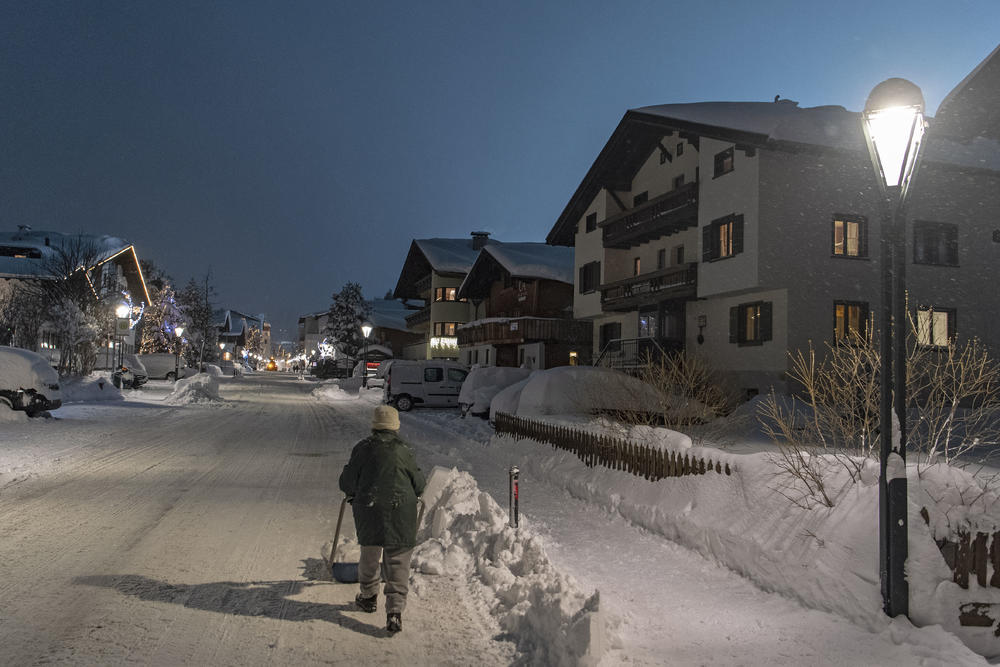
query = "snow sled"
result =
(325, 496, 426, 583)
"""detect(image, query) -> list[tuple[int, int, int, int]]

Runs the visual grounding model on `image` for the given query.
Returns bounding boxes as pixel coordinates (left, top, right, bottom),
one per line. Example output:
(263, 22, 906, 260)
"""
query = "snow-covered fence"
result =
(493, 411, 733, 480)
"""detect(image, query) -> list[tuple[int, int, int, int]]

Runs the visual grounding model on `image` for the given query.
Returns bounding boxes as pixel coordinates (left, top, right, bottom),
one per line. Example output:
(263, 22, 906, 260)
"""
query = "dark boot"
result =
(386, 612, 402, 633)
(355, 593, 377, 613)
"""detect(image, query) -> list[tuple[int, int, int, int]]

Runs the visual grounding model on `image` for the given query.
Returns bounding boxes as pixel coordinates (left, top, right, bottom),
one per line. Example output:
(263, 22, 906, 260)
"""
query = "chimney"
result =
(471, 231, 490, 250)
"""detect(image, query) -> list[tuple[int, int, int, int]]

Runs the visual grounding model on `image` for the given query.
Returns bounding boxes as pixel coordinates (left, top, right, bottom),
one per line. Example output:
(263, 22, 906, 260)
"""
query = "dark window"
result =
(424, 367, 443, 382)
(657, 248, 666, 270)
(833, 301, 869, 343)
(585, 212, 597, 233)
(913, 221, 958, 266)
(713, 147, 734, 177)
(579, 261, 600, 294)
(673, 174, 685, 190)
(729, 301, 772, 346)
(447, 368, 468, 382)
(916, 306, 956, 347)
(633, 191, 648, 207)
(599, 322, 622, 352)
(832, 215, 868, 258)
(633, 257, 641, 276)
(0, 245, 42, 258)
(702, 214, 744, 261)
(676, 142, 684, 156)
(676, 245, 685, 265)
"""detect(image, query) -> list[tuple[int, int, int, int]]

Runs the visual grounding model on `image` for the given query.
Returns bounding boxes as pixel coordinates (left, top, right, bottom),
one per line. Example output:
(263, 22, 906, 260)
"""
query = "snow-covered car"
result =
(0, 346, 63, 416)
(458, 366, 533, 418)
(136, 353, 195, 380)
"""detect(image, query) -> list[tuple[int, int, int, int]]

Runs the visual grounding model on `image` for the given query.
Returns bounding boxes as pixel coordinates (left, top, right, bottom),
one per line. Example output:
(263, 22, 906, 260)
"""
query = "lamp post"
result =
(173, 326, 185, 382)
(361, 322, 373, 388)
(115, 303, 130, 368)
(861, 77, 926, 619)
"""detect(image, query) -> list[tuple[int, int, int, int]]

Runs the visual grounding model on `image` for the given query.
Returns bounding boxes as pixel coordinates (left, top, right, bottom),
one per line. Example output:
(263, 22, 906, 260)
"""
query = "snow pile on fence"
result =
(311, 378, 362, 402)
(412, 466, 608, 666)
(493, 418, 998, 660)
(163, 373, 223, 405)
(61, 374, 124, 403)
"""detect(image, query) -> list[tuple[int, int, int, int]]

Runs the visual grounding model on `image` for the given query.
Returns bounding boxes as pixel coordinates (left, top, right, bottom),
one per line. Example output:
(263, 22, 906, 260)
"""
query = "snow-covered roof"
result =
(479, 243, 574, 283)
(369, 298, 414, 332)
(414, 237, 499, 275)
(0, 229, 133, 280)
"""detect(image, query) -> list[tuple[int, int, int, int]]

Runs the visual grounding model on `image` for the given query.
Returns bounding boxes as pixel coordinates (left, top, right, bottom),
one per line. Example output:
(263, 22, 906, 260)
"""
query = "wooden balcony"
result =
(405, 305, 431, 327)
(600, 264, 697, 312)
(601, 182, 698, 249)
(457, 317, 592, 347)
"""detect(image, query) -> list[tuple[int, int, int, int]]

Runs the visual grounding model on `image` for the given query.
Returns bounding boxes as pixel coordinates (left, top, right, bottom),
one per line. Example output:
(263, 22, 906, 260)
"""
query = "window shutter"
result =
(948, 309, 957, 340)
(760, 302, 773, 341)
(729, 306, 738, 343)
(702, 225, 713, 261)
(579, 266, 585, 293)
(947, 226, 959, 265)
(733, 215, 745, 254)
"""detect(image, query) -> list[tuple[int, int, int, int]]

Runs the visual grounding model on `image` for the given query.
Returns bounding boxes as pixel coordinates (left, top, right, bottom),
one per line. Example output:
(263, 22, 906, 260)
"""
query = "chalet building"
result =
(0, 228, 150, 355)
(217, 310, 270, 359)
(392, 232, 497, 360)
(456, 243, 592, 368)
(297, 299, 423, 360)
(547, 47, 1000, 395)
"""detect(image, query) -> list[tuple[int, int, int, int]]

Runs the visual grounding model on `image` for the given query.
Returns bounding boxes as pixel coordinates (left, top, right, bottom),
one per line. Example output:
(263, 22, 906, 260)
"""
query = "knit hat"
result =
(372, 405, 400, 431)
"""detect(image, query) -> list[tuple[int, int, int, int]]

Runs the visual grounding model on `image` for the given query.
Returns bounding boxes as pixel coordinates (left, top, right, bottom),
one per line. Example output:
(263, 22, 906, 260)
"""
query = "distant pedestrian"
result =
(339, 405, 425, 633)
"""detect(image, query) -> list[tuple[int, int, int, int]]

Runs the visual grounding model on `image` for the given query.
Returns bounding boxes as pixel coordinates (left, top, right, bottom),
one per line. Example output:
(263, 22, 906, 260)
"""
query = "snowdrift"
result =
(490, 366, 660, 420)
(163, 373, 223, 405)
(311, 378, 363, 402)
(493, 421, 999, 661)
(412, 467, 607, 666)
(61, 375, 125, 403)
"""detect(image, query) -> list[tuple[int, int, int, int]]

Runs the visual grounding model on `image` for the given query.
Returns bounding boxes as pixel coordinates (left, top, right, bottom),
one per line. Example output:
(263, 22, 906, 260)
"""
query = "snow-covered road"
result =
(0, 376, 514, 665)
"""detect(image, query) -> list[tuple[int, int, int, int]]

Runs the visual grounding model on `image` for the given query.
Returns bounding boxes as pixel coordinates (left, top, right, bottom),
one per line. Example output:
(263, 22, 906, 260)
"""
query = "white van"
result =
(136, 353, 194, 381)
(383, 360, 469, 411)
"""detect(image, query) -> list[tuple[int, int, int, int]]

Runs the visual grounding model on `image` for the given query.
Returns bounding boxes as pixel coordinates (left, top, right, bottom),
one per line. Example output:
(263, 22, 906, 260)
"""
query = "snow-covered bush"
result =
(164, 373, 223, 404)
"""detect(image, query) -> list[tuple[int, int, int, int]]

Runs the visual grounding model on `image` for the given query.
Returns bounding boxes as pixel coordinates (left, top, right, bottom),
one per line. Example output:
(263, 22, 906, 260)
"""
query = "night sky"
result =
(2, 2, 997, 342)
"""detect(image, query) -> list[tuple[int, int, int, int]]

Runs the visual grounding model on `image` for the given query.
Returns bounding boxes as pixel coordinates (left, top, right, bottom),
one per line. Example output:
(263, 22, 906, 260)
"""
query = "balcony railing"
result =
(414, 274, 432, 296)
(457, 317, 592, 347)
(405, 305, 431, 327)
(601, 182, 698, 249)
(600, 264, 697, 311)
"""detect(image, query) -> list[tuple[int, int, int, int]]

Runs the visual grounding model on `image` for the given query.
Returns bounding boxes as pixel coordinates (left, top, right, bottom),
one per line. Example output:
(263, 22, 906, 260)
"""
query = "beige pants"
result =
(358, 546, 413, 614)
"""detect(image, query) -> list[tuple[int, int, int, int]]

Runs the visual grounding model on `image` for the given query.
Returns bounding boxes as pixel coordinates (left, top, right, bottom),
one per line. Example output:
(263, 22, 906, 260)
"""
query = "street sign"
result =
(116, 318, 130, 334)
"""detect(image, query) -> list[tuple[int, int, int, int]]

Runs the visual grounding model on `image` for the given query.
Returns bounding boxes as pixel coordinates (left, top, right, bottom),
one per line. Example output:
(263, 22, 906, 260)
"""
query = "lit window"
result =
(916, 307, 955, 347)
(703, 214, 743, 261)
(729, 301, 772, 346)
(713, 147, 734, 177)
(834, 301, 869, 343)
(833, 216, 867, 257)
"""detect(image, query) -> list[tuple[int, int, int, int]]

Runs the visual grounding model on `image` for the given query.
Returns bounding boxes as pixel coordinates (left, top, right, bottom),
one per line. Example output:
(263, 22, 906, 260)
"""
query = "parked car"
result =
(136, 353, 194, 380)
(383, 359, 469, 411)
(0, 346, 62, 416)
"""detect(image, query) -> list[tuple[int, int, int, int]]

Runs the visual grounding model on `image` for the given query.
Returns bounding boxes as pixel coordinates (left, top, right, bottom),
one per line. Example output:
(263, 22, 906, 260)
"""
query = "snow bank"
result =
(458, 366, 533, 416)
(163, 373, 223, 405)
(61, 375, 124, 403)
(493, 422, 999, 660)
(490, 366, 660, 420)
(0, 407, 28, 423)
(202, 364, 223, 377)
(311, 378, 363, 402)
(412, 467, 607, 666)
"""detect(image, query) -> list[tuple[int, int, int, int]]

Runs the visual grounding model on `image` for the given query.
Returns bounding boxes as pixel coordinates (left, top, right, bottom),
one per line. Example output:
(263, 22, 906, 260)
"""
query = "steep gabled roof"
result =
(370, 298, 413, 332)
(458, 243, 575, 300)
(934, 42, 1000, 142)
(393, 237, 501, 299)
(0, 228, 150, 305)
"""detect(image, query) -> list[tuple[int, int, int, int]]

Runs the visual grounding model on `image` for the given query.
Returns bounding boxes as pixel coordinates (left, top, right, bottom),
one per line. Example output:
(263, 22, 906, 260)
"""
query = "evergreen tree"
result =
(323, 282, 372, 370)
(176, 274, 218, 369)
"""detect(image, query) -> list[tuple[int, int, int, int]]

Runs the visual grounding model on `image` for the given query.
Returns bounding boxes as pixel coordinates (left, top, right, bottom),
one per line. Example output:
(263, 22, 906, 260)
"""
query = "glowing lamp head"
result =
(175, 326, 184, 337)
(116, 303, 130, 318)
(361, 322, 373, 338)
(862, 78, 926, 200)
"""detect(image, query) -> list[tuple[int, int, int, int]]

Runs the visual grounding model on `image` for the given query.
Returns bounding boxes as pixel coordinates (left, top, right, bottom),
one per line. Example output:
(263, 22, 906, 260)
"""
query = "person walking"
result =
(339, 405, 426, 633)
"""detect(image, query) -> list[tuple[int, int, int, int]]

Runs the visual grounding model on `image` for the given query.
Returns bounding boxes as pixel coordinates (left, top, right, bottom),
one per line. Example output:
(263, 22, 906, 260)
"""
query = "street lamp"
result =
(861, 77, 926, 619)
(361, 321, 373, 387)
(173, 326, 185, 382)
(115, 303, 130, 368)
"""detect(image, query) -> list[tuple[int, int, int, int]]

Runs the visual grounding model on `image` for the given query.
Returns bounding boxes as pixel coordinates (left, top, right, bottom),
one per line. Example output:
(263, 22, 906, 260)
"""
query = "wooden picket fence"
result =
(492, 411, 733, 480)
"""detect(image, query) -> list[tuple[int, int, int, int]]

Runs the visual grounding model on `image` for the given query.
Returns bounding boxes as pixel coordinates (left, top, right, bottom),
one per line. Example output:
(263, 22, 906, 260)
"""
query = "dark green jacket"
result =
(338, 429, 426, 549)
